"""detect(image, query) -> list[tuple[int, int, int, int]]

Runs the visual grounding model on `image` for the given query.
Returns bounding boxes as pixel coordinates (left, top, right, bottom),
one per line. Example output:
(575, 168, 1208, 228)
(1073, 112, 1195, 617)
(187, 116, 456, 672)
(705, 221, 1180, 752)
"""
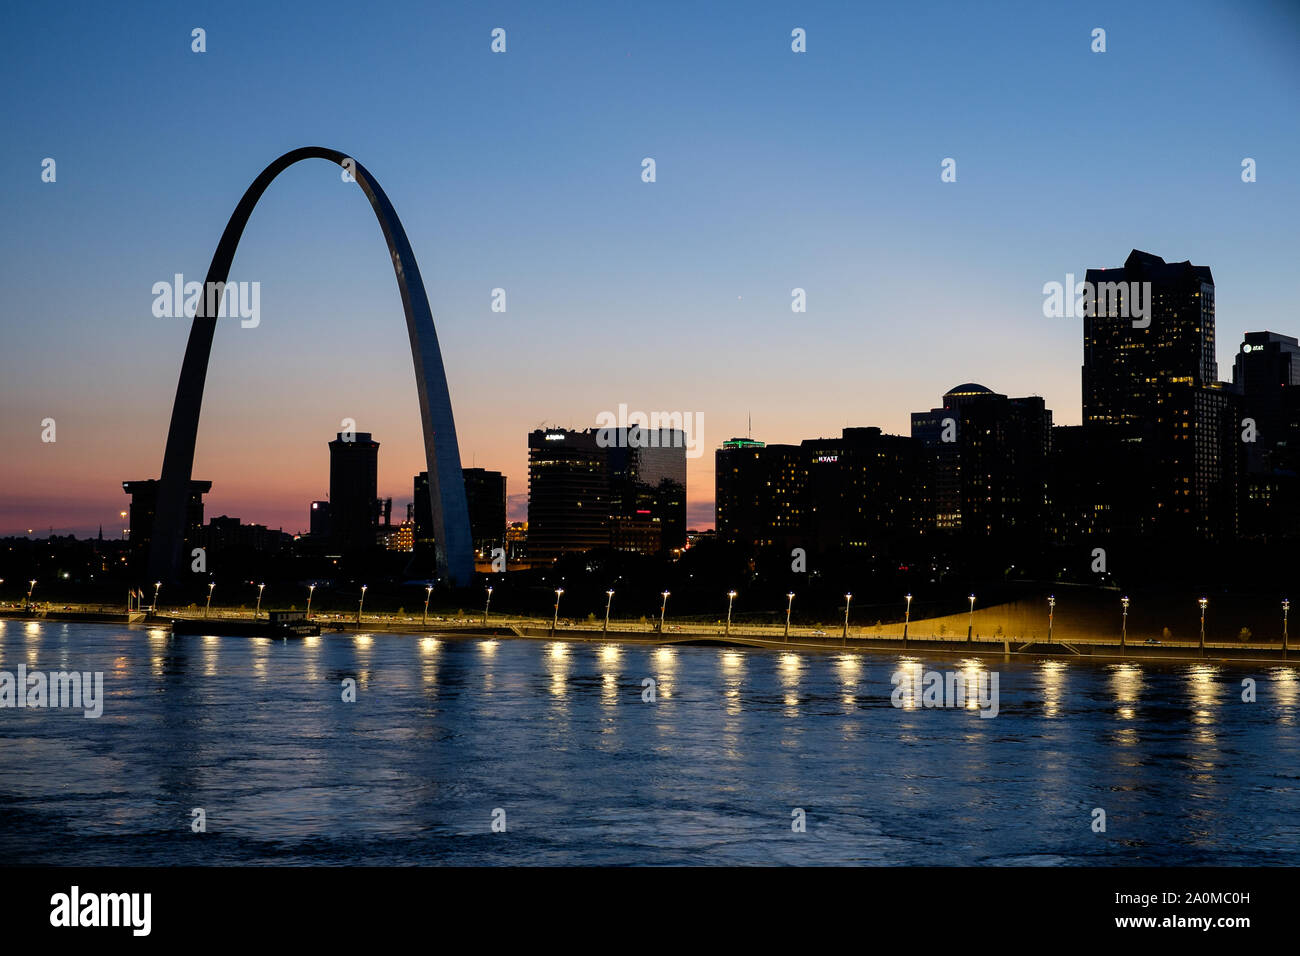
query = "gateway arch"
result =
(148, 147, 474, 587)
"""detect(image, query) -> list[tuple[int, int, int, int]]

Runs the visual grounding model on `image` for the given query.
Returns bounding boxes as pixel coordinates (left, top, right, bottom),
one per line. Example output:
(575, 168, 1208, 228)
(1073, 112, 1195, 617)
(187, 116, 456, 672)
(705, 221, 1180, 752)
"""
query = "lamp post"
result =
(120, 510, 128, 540)
(903, 593, 913, 648)
(255, 583, 265, 621)
(551, 588, 563, 637)
(1283, 599, 1290, 659)
(784, 592, 794, 641)
(306, 584, 315, 619)
(357, 585, 367, 625)
(205, 582, 215, 618)
(659, 591, 670, 633)
(1121, 596, 1129, 648)
(483, 587, 493, 625)
(603, 589, 614, 635)
(423, 585, 433, 626)
(1047, 595, 1056, 642)
(1198, 597, 1208, 657)
(967, 593, 976, 643)
(27, 579, 37, 609)
(725, 590, 737, 636)
(842, 593, 852, 643)
(152, 581, 161, 613)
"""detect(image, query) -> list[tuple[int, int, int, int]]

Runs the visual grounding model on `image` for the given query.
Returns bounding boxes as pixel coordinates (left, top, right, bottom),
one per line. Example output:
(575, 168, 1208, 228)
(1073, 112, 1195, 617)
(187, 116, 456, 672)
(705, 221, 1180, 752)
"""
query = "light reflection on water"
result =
(0, 622, 1298, 865)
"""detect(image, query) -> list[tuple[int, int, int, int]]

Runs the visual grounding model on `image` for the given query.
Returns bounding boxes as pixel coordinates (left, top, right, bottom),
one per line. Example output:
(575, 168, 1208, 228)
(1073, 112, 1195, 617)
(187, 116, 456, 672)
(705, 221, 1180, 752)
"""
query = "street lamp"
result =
(604, 589, 614, 634)
(358, 585, 367, 625)
(152, 581, 162, 613)
(483, 586, 493, 625)
(1121, 596, 1129, 648)
(1284, 598, 1290, 659)
(120, 510, 128, 540)
(725, 590, 737, 636)
(206, 582, 215, 618)
(551, 588, 563, 637)
(967, 593, 976, 643)
(785, 592, 795, 641)
(842, 593, 852, 643)
(903, 593, 913, 648)
(1198, 597, 1208, 657)
(423, 585, 433, 626)
(659, 591, 670, 633)
(306, 583, 316, 619)
(255, 583, 266, 621)
(26, 579, 36, 608)
(1047, 595, 1056, 642)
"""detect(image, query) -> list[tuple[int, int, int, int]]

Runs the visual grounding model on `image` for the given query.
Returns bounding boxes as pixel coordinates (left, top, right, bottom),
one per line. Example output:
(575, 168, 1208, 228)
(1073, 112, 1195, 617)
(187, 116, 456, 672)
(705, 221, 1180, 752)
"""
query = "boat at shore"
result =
(171, 610, 320, 638)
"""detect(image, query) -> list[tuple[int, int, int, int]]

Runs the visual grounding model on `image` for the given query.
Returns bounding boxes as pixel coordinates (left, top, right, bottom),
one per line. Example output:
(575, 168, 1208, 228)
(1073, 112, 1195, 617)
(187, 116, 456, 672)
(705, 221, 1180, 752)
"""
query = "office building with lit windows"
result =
(1079, 249, 1236, 541)
(526, 427, 686, 560)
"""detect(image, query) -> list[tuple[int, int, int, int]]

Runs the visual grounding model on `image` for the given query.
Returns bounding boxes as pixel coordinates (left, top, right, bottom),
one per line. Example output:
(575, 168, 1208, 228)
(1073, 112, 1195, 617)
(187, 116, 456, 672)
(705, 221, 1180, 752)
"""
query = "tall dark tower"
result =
(1081, 249, 1234, 541)
(329, 432, 379, 552)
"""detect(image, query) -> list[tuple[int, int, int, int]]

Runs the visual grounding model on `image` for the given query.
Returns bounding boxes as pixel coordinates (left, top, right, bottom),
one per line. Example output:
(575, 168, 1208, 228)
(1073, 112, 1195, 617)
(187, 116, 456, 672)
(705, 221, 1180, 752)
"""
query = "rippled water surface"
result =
(1, 620, 1298, 865)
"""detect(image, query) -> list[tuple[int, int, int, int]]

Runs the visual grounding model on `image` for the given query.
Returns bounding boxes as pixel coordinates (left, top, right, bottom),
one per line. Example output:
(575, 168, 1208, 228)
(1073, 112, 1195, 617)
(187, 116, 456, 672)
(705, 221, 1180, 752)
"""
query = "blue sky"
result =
(2, 0, 1298, 535)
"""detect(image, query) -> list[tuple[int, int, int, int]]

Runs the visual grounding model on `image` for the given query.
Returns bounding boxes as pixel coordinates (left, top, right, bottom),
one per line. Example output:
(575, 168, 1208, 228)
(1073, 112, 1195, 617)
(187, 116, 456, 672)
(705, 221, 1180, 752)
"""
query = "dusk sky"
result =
(2, 0, 1298, 538)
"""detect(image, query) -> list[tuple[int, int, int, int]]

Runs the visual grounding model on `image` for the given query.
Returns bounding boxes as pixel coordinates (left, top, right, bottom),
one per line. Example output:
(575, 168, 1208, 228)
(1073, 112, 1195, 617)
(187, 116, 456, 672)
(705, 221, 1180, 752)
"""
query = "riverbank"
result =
(7, 607, 1295, 666)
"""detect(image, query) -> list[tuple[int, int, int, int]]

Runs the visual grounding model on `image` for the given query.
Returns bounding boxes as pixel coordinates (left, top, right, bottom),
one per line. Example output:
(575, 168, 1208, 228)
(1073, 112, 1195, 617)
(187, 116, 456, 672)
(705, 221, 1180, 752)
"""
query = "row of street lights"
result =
(29, 577, 1295, 656)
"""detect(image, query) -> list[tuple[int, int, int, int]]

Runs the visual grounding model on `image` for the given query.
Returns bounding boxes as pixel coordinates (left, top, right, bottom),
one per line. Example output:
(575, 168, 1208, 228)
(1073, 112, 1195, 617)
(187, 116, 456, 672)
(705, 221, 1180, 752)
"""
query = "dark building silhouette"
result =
(715, 438, 806, 553)
(714, 428, 921, 557)
(462, 467, 507, 557)
(328, 431, 380, 552)
(1080, 250, 1236, 541)
(201, 515, 289, 554)
(122, 479, 211, 573)
(910, 384, 1051, 548)
(606, 428, 687, 553)
(415, 467, 508, 567)
(1232, 331, 1300, 537)
(526, 427, 686, 560)
(309, 500, 331, 538)
(526, 429, 610, 560)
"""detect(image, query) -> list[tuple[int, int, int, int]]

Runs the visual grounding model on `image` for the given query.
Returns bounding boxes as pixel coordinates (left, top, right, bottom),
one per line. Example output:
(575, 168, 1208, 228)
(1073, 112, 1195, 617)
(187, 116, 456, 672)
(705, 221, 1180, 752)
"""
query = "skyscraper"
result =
(1082, 250, 1235, 541)
(122, 479, 211, 574)
(526, 427, 688, 560)
(415, 467, 508, 568)
(714, 428, 921, 558)
(1232, 331, 1300, 537)
(328, 431, 379, 552)
(911, 384, 1051, 548)
(462, 467, 508, 558)
(526, 429, 609, 560)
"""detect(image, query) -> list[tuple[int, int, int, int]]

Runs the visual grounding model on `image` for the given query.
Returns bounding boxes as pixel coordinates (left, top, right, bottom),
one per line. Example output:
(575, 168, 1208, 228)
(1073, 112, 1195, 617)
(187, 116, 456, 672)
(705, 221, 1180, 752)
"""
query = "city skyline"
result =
(3, 1, 1299, 540)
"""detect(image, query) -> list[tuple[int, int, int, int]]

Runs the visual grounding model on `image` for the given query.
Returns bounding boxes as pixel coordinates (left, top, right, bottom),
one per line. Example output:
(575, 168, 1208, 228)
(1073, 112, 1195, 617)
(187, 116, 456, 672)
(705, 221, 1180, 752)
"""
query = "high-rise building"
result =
(309, 500, 331, 539)
(1232, 331, 1300, 537)
(714, 438, 806, 553)
(1081, 250, 1235, 541)
(714, 428, 921, 557)
(122, 479, 211, 573)
(606, 428, 688, 552)
(911, 384, 1051, 547)
(328, 431, 380, 551)
(526, 429, 611, 560)
(415, 467, 508, 567)
(526, 427, 687, 560)
(462, 467, 508, 557)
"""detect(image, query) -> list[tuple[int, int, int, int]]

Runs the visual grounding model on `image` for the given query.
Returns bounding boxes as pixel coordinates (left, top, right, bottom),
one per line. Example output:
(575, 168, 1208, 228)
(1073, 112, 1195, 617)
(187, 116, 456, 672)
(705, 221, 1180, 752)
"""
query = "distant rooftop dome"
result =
(944, 383, 994, 398)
